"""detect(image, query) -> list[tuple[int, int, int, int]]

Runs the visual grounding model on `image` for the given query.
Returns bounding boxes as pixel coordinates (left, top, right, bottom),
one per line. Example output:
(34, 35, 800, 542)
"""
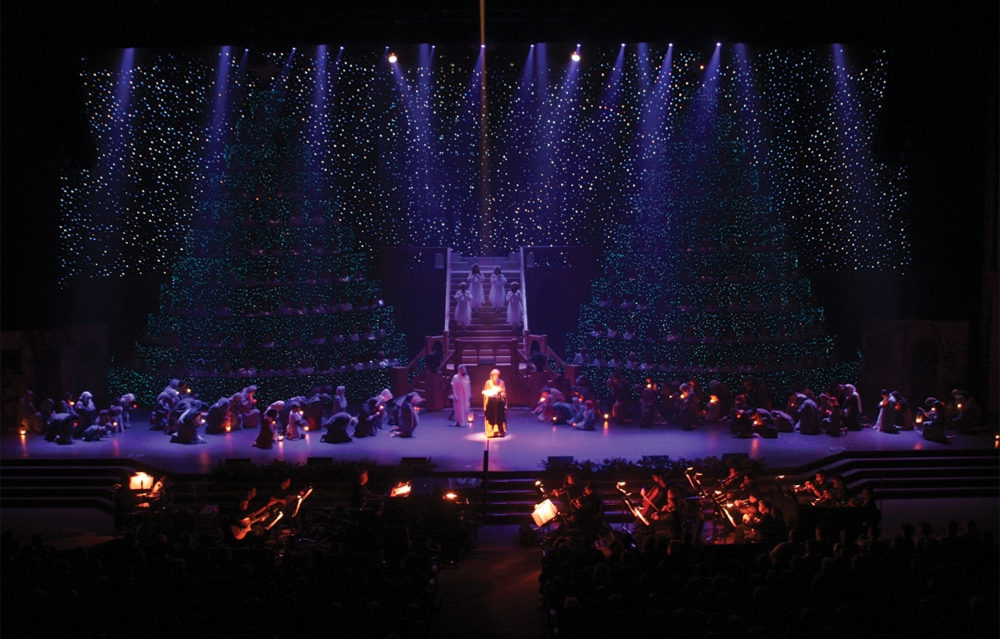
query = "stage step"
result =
(775, 449, 1000, 502)
(0, 460, 150, 515)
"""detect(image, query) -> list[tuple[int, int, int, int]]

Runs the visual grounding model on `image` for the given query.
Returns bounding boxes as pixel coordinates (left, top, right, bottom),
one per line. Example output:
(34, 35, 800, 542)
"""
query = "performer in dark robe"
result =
(921, 400, 949, 444)
(731, 409, 755, 438)
(253, 408, 279, 449)
(45, 413, 77, 444)
(394, 393, 423, 438)
(679, 392, 699, 431)
(58, 392, 77, 417)
(793, 394, 821, 435)
(203, 397, 231, 434)
(753, 409, 780, 438)
(306, 393, 331, 433)
(321, 411, 355, 443)
(71, 391, 97, 439)
(874, 389, 897, 433)
(149, 390, 172, 431)
(16, 390, 42, 434)
(482, 369, 507, 438)
(891, 391, 914, 431)
(841, 384, 864, 431)
(354, 398, 379, 438)
(821, 396, 843, 436)
(117, 394, 136, 430)
(171, 405, 206, 444)
(234, 385, 260, 429)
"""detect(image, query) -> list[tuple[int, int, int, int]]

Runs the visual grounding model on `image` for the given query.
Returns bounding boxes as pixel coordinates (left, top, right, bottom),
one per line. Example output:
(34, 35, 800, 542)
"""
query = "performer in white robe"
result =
(489, 267, 507, 311)
(453, 282, 473, 329)
(468, 264, 486, 310)
(450, 364, 472, 427)
(506, 281, 524, 329)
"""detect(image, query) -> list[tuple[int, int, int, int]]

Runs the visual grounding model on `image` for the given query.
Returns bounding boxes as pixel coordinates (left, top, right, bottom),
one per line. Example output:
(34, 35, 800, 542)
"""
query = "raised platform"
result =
(3, 408, 993, 475)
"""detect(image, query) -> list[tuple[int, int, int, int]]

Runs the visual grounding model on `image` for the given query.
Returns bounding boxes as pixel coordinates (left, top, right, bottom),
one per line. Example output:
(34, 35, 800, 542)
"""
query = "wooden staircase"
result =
(390, 247, 566, 409)
(446, 253, 524, 368)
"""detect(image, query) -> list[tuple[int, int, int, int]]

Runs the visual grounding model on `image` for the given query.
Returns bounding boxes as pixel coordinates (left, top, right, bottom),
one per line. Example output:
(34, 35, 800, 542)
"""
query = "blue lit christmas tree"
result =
(111, 74, 404, 405)
(571, 51, 860, 401)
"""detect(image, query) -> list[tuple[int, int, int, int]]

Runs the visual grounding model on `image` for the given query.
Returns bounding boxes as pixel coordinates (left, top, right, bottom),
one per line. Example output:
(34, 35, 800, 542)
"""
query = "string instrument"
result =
(231, 503, 280, 540)
(638, 484, 666, 520)
(615, 483, 649, 527)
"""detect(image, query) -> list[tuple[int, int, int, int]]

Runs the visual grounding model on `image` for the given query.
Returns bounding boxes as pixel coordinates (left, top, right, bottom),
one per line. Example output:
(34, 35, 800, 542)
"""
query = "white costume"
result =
(489, 273, 507, 308)
(468, 271, 486, 309)
(453, 288, 473, 329)
(451, 365, 472, 426)
(506, 288, 524, 328)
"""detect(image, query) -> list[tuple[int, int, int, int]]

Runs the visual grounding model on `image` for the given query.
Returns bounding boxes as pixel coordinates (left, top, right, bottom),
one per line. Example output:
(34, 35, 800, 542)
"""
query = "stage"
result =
(3, 408, 992, 475)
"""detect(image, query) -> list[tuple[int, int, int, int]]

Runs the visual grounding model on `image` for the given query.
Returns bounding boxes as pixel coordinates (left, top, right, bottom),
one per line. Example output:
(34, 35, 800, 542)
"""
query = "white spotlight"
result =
(388, 53, 397, 63)
(716, 42, 721, 47)
(571, 52, 581, 62)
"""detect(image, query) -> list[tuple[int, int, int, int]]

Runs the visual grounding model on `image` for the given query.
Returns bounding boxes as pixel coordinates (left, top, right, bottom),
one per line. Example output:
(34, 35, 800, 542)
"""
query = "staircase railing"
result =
(518, 246, 529, 351)
(443, 246, 452, 336)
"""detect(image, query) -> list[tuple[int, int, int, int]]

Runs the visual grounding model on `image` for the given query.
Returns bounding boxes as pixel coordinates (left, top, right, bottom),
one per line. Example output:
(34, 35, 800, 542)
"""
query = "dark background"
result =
(3, 0, 997, 379)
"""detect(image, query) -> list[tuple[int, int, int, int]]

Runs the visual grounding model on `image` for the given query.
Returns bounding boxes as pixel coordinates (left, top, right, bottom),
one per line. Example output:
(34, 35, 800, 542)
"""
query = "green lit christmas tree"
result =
(111, 80, 404, 405)
(571, 105, 859, 402)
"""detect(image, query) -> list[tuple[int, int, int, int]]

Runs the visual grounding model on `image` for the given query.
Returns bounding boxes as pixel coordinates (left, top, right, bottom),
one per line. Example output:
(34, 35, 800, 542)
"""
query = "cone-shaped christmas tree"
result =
(112, 81, 404, 406)
(571, 97, 859, 403)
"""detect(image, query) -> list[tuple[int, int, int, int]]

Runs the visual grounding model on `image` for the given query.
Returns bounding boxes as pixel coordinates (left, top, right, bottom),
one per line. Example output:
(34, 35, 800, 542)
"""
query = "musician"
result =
(718, 466, 743, 501)
(351, 470, 385, 518)
(550, 473, 583, 514)
(229, 497, 277, 544)
(483, 369, 507, 438)
(816, 475, 849, 507)
(639, 471, 669, 522)
(570, 481, 607, 536)
(268, 476, 296, 514)
(802, 471, 831, 500)
(733, 498, 784, 544)
(650, 485, 686, 539)
(733, 474, 762, 511)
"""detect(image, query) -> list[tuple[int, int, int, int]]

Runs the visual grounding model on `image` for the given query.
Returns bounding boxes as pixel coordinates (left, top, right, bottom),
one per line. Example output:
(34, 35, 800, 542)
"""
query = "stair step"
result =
(1, 487, 118, 500)
(1, 466, 133, 478)
(1, 476, 124, 488)
(0, 497, 117, 513)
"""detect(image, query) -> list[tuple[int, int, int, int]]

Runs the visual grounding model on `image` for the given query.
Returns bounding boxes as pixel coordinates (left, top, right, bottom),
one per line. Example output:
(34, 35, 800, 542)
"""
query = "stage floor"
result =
(3, 409, 992, 475)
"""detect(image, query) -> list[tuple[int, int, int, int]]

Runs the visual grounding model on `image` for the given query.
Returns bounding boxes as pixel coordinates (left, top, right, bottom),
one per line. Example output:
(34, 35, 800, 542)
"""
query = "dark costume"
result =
(253, 409, 279, 449)
(204, 397, 231, 434)
(321, 411, 354, 443)
(45, 413, 77, 444)
(171, 406, 206, 444)
(753, 409, 779, 438)
(841, 389, 864, 431)
(354, 399, 379, 438)
(306, 393, 331, 433)
(794, 395, 821, 435)
(483, 376, 507, 437)
(396, 397, 420, 438)
(821, 398, 843, 436)
(921, 401, 949, 444)
(72, 392, 97, 439)
(16, 391, 42, 433)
